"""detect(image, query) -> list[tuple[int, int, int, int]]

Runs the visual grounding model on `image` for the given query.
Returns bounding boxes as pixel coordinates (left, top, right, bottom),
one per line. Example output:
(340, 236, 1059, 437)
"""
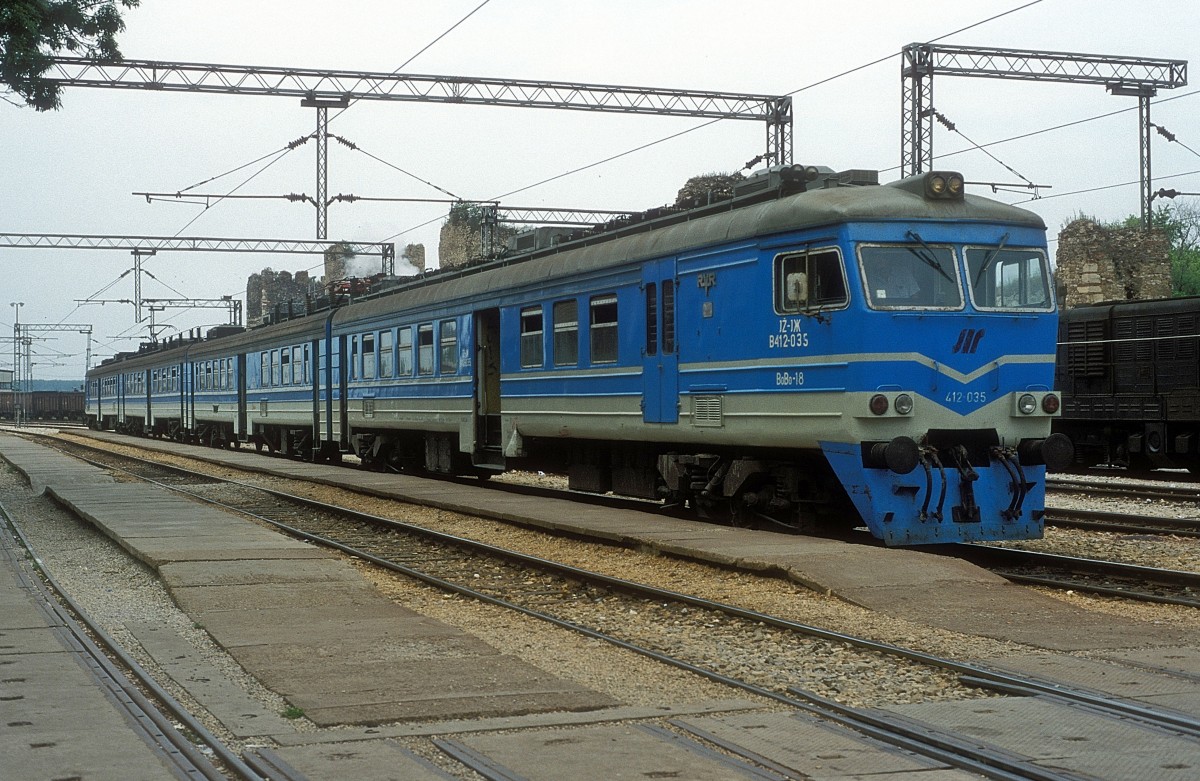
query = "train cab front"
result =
(821, 405, 1072, 545)
(816, 174, 1070, 545)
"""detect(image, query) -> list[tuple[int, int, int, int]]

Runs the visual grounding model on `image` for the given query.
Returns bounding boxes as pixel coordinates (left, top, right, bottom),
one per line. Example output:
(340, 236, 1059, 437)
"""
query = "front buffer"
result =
(820, 436, 1050, 545)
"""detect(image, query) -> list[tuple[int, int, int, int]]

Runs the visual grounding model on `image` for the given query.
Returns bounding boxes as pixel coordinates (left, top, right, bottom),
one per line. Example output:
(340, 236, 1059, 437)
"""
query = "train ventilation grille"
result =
(692, 395, 724, 427)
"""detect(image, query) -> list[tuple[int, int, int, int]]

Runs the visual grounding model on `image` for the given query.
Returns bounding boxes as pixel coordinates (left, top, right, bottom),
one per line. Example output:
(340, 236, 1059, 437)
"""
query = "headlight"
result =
(1018, 394, 1037, 414)
(894, 393, 914, 415)
(869, 394, 889, 415)
(924, 171, 965, 200)
(1041, 393, 1060, 414)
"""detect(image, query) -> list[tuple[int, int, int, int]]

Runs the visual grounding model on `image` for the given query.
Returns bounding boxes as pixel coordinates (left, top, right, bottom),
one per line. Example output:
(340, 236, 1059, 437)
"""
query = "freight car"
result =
(0, 389, 85, 422)
(86, 166, 1070, 546)
(1055, 295, 1200, 473)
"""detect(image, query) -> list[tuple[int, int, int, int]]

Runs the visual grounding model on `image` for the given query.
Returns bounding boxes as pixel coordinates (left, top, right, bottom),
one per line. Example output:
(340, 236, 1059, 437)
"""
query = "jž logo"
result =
(951, 328, 985, 355)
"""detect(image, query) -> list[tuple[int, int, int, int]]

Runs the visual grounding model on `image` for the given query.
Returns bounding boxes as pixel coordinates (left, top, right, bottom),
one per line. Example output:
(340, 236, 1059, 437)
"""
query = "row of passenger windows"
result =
(194, 358, 235, 391)
(259, 345, 312, 388)
(124, 372, 145, 395)
(151, 367, 180, 394)
(102, 287, 676, 395)
(519, 294, 622, 368)
(347, 320, 456, 381)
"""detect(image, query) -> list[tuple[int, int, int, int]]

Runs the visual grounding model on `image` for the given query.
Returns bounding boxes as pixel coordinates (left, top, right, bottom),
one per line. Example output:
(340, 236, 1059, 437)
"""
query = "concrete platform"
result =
(66, 429, 1199, 656)
(0, 524, 188, 781)
(7, 430, 1200, 781)
(435, 722, 802, 780)
(882, 695, 1200, 781)
(673, 710, 977, 779)
(249, 743, 457, 781)
(0, 434, 616, 728)
(978, 650, 1200, 716)
(0, 434, 116, 494)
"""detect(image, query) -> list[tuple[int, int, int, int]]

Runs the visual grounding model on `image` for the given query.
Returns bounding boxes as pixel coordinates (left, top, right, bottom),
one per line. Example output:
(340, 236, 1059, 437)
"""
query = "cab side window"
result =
(775, 250, 847, 313)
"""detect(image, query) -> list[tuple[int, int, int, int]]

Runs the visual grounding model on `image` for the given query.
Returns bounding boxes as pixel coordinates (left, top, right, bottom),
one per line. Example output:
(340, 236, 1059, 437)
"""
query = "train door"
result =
(184, 360, 194, 434)
(309, 338, 320, 450)
(641, 258, 679, 423)
(314, 325, 346, 461)
(473, 308, 503, 463)
(141, 369, 149, 429)
(116, 372, 126, 428)
(236, 354, 247, 439)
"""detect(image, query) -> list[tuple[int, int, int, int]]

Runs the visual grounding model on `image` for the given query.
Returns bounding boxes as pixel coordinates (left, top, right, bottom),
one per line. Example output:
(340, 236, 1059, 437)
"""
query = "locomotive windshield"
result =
(859, 243, 963, 310)
(965, 247, 1053, 311)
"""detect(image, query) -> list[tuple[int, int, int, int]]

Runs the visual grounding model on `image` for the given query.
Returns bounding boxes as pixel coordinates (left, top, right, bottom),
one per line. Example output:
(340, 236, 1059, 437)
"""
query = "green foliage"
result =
(446, 201, 488, 230)
(281, 705, 305, 720)
(1, 0, 139, 111)
(1105, 203, 1200, 297)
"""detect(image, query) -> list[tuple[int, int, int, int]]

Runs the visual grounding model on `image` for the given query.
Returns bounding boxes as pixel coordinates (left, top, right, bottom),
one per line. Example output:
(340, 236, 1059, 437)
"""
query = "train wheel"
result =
(728, 501, 754, 528)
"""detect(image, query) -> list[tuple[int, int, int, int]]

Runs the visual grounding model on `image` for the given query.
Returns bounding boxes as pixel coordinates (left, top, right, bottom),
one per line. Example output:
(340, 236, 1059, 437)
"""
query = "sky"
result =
(2, 0, 1197, 381)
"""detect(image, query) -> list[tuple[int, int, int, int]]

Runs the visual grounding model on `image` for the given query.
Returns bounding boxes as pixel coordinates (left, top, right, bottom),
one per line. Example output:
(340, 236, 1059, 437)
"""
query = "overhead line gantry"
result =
(901, 44, 1188, 226)
(0, 233, 395, 338)
(46, 57, 794, 238)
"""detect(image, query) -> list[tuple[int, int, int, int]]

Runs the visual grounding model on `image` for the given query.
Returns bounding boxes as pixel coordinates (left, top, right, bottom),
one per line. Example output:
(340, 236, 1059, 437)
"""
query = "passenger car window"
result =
(362, 332, 376, 380)
(553, 300, 578, 366)
(417, 324, 434, 375)
(590, 294, 618, 363)
(440, 321, 458, 373)
(520, 307, 544, 368)
(398, 327, 413, 376)
(379, 331, 393, 378)
(775, 249, 848, 314)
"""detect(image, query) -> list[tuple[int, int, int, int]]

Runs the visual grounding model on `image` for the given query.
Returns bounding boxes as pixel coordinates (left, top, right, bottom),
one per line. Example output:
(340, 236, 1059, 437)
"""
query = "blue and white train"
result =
(86, 166, 1072, 545)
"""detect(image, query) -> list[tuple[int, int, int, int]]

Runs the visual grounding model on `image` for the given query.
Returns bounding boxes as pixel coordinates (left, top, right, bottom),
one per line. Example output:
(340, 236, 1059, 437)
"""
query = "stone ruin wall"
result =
(1055, 219, 1171, 308)
(245, 268, 321, 323)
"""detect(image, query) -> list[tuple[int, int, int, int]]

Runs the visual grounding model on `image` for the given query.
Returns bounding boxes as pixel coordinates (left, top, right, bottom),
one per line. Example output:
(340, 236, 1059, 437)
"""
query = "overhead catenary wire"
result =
(117, 2, 496, 337)
(380, 0, 1048, 241)
(1013, 166, 1200, 204)
(58, 0, 1182, 364)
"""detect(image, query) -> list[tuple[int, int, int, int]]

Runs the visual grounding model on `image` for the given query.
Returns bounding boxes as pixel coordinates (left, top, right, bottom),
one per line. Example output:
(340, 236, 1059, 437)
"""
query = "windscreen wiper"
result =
(904, 231, 954, 284)
(974, 232, 1010, 287)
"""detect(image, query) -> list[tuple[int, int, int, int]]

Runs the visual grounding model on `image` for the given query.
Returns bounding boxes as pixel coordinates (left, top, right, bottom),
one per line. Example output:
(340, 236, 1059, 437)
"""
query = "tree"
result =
(1, 0, 139, 111)
(1110, 203, 1200, 297)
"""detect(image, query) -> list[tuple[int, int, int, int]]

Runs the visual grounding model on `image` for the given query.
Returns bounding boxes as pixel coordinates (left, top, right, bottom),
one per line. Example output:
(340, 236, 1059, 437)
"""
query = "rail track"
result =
(1043, 507, 1200, 538)
(27, 435, 1200, 780)
(34, 431, 1200, 605)
(0, 502, 277, 781)
(1048, 476, 1200, 504)
(961, 544, 1200, 608)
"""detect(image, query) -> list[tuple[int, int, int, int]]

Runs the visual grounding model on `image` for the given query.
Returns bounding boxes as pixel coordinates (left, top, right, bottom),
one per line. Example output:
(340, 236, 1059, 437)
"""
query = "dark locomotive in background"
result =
(1055, 296, 1200, 474)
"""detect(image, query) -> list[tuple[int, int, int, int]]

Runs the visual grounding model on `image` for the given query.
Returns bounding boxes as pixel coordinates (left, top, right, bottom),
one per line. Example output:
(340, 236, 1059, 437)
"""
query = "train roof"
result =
(337, 169, 1046, 326)
(88, 167, 1047, 373)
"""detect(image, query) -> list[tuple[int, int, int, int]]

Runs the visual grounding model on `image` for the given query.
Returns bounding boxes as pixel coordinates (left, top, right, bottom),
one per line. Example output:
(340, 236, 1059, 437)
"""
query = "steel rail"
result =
(1047, 477, 1200, 503)
(961, 544, 1200, 608)
(1045, 507, 1200, 538)
(39, 435, 1200, 755)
